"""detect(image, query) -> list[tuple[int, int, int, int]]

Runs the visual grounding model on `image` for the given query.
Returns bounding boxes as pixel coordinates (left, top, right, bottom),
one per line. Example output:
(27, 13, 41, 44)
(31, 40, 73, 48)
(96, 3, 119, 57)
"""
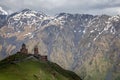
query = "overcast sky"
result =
(0, 0, 120, 15)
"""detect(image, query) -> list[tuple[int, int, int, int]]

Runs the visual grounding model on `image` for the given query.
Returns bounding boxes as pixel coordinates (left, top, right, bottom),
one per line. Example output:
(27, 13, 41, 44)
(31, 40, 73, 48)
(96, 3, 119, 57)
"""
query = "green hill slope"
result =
(0, 53, 82, 80)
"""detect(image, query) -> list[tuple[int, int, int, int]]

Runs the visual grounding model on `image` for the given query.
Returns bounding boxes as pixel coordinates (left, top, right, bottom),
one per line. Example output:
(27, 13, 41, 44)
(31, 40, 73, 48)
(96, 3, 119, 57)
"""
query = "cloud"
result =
(0, 0, 120, 15)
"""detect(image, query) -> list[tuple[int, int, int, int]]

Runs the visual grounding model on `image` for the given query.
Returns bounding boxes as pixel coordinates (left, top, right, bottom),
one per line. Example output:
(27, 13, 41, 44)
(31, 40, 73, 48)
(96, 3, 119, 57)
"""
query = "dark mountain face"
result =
(0, 15, 7, 28)
(0, 8, 120, 80)
(0, 7, 8, 28)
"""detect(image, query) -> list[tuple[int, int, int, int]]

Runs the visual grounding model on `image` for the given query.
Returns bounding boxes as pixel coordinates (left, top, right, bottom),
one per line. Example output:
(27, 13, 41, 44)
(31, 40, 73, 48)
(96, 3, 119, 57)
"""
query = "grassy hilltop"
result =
(0, 53, 81, 80)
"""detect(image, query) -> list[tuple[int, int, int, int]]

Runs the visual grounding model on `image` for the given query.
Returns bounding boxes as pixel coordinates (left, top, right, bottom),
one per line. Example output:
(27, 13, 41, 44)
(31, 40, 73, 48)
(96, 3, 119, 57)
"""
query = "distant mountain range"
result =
(0, 7, 120, 80)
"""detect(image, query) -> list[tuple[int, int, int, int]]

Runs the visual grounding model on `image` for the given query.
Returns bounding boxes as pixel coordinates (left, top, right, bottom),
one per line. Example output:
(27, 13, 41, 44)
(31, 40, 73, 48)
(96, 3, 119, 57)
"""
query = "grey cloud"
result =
(0, 0, 120, 15)
(91, 0, 120, 10)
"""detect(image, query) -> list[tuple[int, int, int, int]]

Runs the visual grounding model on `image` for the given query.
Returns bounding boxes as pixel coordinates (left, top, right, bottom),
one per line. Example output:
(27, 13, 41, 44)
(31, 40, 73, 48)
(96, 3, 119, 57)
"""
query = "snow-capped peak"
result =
(0, 7, 8, 15)
(9, 8, 47, 20)
(21, 8, 31, 12)
(7, 9, 53, 31)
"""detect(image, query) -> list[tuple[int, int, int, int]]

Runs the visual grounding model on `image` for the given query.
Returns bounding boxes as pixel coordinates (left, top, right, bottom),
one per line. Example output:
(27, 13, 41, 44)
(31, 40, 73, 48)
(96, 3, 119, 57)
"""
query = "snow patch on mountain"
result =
(0, 7, 8, 15)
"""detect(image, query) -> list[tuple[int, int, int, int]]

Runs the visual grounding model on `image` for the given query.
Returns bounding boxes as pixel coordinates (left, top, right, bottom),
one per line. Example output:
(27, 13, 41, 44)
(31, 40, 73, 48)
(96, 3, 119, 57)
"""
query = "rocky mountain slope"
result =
(0, 53, 81, 80)
(0, 7, 120, 80)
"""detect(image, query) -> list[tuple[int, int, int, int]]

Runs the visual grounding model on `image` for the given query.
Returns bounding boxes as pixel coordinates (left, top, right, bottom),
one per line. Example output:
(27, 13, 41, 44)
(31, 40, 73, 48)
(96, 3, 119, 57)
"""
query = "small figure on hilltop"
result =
(34, 46, 39, 55)
(33, 45, 48, 61)
(34, 45, 40, 59)
(19, 43, 48, 61)
(20, 43, 28, 54)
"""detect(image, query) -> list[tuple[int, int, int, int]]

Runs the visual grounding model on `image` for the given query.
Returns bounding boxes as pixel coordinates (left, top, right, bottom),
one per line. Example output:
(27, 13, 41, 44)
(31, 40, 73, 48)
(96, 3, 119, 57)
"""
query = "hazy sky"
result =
(0, 0, 120, 15)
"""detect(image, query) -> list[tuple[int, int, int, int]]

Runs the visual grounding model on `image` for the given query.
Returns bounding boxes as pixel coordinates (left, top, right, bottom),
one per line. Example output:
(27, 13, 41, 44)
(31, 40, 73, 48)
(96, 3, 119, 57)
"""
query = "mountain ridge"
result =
(0, 7, 120, 80)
